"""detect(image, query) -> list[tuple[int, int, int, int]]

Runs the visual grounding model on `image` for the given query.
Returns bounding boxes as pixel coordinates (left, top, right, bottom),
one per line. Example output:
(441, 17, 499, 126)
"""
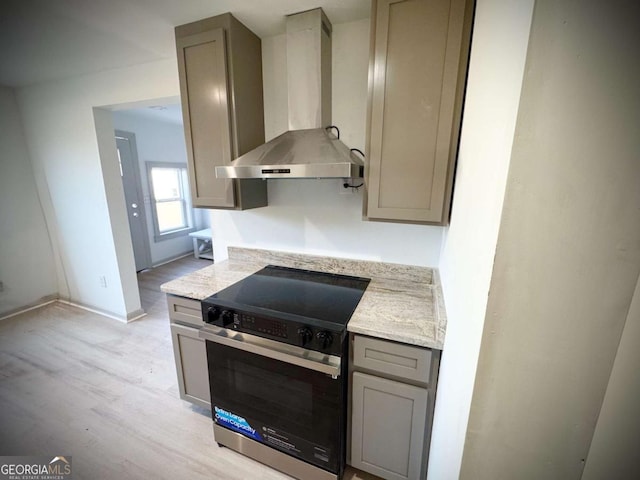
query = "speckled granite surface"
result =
(160, 259, 261, 300)
(160, 247, 446, 350)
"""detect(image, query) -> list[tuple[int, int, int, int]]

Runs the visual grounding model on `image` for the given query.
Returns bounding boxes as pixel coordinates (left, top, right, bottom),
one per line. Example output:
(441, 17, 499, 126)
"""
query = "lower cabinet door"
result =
(351, 372, 428, 480)
(170, 323, 211, 409)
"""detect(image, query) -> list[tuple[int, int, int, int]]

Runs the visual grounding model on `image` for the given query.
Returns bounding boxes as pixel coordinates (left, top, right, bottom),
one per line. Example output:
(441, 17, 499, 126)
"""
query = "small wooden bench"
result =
(188, 228, 213, 260)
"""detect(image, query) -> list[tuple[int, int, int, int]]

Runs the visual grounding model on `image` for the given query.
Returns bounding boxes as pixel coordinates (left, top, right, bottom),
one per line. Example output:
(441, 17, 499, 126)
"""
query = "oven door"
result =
(201, 326, 345, 474)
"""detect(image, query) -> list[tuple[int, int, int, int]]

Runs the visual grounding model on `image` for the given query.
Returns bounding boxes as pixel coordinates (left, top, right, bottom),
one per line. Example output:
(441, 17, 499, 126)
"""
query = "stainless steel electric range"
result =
(199, 265, 370, 480)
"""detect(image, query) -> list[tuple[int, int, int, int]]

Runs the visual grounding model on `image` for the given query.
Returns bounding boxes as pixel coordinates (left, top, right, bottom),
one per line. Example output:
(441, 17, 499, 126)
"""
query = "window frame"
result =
(146, 161, 195, 242)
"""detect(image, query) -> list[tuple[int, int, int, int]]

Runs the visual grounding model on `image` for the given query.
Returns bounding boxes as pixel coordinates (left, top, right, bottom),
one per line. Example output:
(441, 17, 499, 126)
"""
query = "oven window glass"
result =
(233, 360, 313, 423)
(207, 341, 343, 471)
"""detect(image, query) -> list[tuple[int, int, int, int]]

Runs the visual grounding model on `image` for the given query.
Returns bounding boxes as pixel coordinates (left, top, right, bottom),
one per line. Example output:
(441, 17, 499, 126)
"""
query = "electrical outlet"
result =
(99, 276, 107, 288)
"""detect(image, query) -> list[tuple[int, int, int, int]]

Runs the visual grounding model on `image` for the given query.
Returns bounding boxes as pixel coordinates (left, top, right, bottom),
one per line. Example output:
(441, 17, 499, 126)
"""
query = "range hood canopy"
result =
(215, 8, 364, 180)
(216, 128, 364, 179)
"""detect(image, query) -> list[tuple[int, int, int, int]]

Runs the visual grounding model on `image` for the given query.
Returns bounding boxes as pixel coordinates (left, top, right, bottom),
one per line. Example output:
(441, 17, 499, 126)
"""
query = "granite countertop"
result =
(160, 247, 447, 350)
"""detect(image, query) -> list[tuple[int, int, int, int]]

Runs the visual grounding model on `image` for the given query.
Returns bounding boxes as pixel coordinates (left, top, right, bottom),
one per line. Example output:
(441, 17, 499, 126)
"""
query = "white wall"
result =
(0, 86, 58, 316)
(428, 2, 535, 477)
(16, 59, 180, 319)
(582, 274, 640, 479)
(460, 0, 640, 478)
(211, 19, 444, 267)
(93, 107, 141, 318)
(111, 109, 210, 265)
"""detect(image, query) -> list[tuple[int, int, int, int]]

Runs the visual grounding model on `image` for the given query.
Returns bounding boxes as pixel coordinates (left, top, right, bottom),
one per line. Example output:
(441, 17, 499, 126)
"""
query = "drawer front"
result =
(167, 295, 203, 327)
(353, 335, 432, 385)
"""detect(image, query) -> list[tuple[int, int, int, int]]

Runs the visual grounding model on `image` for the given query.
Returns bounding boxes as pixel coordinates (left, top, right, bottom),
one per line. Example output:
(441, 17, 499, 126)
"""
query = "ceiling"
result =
(118, 103, 184, 126)
(0, 0, 370, 88)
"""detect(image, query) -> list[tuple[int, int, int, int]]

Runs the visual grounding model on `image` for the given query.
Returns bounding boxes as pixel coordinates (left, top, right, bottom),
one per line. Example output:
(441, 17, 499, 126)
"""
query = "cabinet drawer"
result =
(353, 335, 432, 386)
(167, 295, 203, 327)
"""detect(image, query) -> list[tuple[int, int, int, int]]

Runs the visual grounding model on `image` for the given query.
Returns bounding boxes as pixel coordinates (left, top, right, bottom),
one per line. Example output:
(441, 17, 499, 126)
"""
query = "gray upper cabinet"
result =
(364, 0, 474, 225)
(176, 14, 268, 210)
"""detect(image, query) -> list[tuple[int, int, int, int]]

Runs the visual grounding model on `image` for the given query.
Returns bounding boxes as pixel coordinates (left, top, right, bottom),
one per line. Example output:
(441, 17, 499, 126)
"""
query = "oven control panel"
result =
(239, 314, 288, 339)
(202, 303, 344, 356)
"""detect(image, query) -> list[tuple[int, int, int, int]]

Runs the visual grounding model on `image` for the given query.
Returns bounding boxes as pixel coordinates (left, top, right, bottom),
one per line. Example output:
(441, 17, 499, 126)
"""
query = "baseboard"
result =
(1, 297, 147, 325)
(127, 309, 147, 323)
(0, 295, 59, 321)
(152, 251, 193, 268)
(57, 299, 129, 323)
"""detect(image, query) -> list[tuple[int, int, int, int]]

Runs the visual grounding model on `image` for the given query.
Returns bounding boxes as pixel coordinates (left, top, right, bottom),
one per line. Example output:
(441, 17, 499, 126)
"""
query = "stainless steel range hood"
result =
(215, 8, 364, 180)
(216, 128, 364, 179)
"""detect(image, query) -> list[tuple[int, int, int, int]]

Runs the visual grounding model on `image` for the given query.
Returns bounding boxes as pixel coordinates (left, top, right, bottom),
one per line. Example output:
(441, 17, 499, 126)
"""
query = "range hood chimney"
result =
(286, 8, 332, 130)
(215, 8, 364, 180)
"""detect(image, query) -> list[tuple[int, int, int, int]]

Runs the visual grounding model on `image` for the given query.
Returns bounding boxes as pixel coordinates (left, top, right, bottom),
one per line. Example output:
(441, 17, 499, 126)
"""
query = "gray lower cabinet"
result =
(170, 324, 210, 409)
(167, 295, 210, 409)
(350, 334, 440, 480)
(351, 372, 428, 480)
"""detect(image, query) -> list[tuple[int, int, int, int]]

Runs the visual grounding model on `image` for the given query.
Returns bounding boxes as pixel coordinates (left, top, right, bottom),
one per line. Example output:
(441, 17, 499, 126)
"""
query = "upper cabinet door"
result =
(177, 28, 235, 208)
(365, 0, 473, 225)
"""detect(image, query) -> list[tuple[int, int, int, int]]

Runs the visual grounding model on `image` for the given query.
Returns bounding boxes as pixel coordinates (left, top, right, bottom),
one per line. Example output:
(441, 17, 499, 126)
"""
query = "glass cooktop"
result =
(204, 265, 370, 328)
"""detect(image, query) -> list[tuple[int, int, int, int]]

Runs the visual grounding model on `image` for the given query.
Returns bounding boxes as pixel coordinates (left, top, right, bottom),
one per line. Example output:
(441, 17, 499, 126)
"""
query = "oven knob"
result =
(316, 331, 333, 350)
(206, 306, 221, 324)
(221, 310, 234, 327)
(297, 327, 313, 346)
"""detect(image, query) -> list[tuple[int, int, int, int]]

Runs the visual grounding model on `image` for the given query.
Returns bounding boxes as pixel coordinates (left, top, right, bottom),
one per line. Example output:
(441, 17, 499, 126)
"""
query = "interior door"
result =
(115, 130, 152, 272)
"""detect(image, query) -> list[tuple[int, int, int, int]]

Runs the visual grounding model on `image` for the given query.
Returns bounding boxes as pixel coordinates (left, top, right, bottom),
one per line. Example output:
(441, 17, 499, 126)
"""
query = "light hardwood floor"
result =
(137, 255, 211, 317)
(0, 256, 378, 480)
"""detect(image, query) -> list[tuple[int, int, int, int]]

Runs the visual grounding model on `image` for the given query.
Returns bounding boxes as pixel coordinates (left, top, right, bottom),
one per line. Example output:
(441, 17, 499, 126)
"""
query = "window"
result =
(147, 162, 194, 241)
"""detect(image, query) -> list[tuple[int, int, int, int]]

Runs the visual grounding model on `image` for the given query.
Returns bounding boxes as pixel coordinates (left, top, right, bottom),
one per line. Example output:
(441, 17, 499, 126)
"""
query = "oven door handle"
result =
(199, 325, 341, 378)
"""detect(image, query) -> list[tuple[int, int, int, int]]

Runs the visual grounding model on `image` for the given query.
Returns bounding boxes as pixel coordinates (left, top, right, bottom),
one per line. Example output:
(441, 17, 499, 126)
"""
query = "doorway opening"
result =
(95, 97, 211, 318)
